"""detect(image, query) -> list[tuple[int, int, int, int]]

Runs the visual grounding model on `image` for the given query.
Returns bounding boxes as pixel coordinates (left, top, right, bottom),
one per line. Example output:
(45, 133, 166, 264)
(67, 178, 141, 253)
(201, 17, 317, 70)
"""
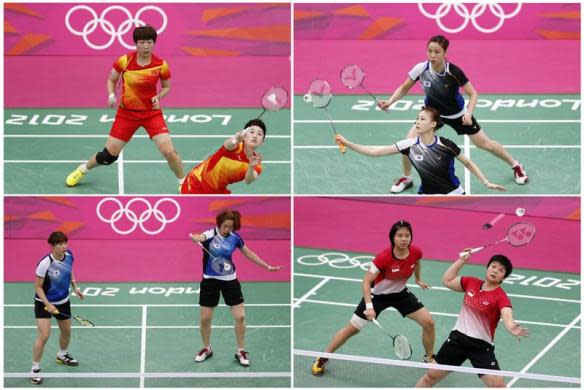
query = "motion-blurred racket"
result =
(44, 307, 94, 327)
(305, 79, 345, 153)
(372, 319, 412, 360)
(459, 222, 536, 256)
(257, 87, 288, 119)
(340, 65, 382, 105)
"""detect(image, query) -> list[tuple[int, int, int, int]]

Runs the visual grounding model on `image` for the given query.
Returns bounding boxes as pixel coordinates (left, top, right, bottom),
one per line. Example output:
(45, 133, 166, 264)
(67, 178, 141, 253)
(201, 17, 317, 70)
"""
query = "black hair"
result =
(244, 118, 267, 139)
(388, 220, 413, 247)
(427, 35, 449, 51)
(133, 25, 157, 43)
(487, 255, 513, 280)
(48, 231, 68, 246)
(420, 106, 444, 130)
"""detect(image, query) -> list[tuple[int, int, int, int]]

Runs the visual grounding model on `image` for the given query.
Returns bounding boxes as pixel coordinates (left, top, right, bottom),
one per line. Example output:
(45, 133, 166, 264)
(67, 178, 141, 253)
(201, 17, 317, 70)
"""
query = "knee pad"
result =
(349, 314, 368, 331)
(96, 148, 118, 165)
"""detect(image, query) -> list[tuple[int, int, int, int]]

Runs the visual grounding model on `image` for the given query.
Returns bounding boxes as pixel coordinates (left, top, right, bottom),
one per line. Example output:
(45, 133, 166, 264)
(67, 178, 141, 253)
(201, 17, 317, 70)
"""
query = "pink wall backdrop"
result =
(295, 3, 580, 40)
(4, 3, 291, 107)
(295, 197, 580, 274)
(5, 196, 291, 282)
(294, 3, 580, 94)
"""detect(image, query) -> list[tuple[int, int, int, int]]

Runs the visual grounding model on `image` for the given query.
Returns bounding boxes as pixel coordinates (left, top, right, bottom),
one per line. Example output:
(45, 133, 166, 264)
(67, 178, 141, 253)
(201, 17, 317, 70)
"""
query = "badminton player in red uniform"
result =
(66, 25, 185, 189)
(180, 119, 266, 194)
(416, 252, 528, 387)
(312, 221, 436, 375)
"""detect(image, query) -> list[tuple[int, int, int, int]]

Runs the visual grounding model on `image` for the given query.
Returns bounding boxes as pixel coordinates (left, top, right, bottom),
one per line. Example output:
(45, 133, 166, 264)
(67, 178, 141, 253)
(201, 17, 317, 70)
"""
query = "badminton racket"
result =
(459, 222, 536, 257)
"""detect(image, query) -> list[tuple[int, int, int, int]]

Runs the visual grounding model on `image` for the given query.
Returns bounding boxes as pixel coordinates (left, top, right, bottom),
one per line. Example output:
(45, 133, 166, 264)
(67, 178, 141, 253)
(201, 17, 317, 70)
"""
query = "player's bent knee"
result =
(349, 314, 368, 331)
(96, 148, 119, 165)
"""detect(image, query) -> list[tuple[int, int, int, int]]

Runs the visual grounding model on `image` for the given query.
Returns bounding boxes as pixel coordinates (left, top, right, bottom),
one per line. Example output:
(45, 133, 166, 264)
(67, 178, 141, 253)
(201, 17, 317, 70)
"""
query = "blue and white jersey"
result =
(34, 250, 74, 304)
(408, 61, 469, 118)
(201, 228, 244, 281)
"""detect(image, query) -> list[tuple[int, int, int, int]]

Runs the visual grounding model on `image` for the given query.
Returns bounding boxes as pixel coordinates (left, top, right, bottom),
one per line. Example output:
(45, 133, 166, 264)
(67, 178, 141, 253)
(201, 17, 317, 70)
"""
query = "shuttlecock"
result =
(267, 93, 277, 105)
(303, 93, 312, 103)
(515, 208, 525, 217)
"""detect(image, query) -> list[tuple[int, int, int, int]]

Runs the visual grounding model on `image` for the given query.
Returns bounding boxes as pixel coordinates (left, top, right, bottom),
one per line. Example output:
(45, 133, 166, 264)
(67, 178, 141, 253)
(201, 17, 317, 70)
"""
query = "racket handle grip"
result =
(336, 139, 346, 154)
(459, 247, 484, 257)
(372, 319, 382, 329)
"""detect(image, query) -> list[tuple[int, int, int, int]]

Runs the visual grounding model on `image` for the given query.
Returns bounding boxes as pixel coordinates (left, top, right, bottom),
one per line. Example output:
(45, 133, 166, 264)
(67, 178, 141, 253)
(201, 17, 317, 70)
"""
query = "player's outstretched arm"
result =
(224, 130, 245, 151)
(378, 77, 416, 110)
(456, 154, 506, 192)
(188, 233, 206, 243)
(442, 251, 471, 292)
(240, 245, 281, 271)
(336, 134, 399, 157)
(501, 307, 529, 339)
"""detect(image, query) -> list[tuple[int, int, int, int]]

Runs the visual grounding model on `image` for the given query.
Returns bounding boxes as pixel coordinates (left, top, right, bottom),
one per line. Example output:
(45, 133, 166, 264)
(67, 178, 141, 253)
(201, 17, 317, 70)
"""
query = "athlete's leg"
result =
(391, 124, 417, 193)
(86, 137, 127, 170)
(32, 318, 51, 362)
(324, 321, 361, 353)
(415, 368, 451, 387)
(406, 307, 435, 357)
(56, 318, 72, 351)
(468, 130, 515, 166)
(152, 133, 185, 179)
(230, 304, 246, 349)
(199, 306, 214, 347)
(480, 374, 506, 388)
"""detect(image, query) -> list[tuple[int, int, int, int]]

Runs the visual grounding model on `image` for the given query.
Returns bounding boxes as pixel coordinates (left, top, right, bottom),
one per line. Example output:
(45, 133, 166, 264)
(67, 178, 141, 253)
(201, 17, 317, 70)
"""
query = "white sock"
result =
(237, 348, 246, 353)
(179, 176, 185, 185)
(512, 161, 519, 168)
(31, 362, 40, 371)
(79, 163, 88, 173)
(404, 175, 412, 180)
(58, 349, 68, 357)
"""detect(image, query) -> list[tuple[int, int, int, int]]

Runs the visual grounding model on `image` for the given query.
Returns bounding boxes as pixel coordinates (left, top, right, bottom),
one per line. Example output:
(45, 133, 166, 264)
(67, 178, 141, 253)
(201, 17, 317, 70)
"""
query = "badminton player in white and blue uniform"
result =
(31, 231, 84, 385)
(379, 35, 528, 193)
(189, 209, 281, 366)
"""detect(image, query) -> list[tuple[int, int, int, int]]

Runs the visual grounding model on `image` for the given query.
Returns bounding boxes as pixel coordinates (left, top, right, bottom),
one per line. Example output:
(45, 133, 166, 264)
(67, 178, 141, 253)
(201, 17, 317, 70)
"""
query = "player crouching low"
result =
(180, 119, 266, 194)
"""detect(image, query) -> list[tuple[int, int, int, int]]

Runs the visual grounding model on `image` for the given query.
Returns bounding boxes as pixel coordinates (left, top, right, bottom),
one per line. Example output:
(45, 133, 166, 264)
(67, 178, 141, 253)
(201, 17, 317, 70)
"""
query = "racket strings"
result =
(506, 222, 536, 246)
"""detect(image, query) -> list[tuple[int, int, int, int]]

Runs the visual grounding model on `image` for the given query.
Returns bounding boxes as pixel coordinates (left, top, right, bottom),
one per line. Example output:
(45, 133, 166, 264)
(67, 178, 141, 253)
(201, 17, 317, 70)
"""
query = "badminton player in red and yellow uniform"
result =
(311, 221, 437, 376)
(416, 252, 528, 387)
(180, 119, 266, 194)
(66, 26, 185, 188)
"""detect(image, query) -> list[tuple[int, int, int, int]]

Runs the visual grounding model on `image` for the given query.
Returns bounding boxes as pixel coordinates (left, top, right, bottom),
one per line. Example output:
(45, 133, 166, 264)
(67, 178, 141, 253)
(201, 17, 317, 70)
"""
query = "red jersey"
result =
(113, 52, 171, 111)
(181, 143, 263, 194)
(370, 245, 423, 294)
(454, 276, 512, 344)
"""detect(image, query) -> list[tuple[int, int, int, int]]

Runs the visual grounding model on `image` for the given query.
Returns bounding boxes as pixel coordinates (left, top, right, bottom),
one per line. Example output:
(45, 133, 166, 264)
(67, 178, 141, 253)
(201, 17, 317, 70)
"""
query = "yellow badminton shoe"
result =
(66, 166, 86, 187)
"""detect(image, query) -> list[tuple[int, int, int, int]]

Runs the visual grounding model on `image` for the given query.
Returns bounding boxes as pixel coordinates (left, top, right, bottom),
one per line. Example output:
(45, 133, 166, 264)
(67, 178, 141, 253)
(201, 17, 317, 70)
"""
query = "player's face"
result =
(415, 111, 435, 134)
(486, 261, 506, 284)
(219, 220, 235, 237)
(136, 39, 155, 56)
(427, 42, 446, 65)
(52, 241, 68, 256)
(244, 125, 265, 149)
(393, 228, 412, 250)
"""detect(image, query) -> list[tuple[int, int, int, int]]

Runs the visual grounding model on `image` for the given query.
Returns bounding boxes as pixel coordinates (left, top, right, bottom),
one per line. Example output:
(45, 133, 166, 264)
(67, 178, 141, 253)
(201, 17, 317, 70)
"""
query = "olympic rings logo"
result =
(96, 197, 180, 235)
(296, 252, 373, 272)
(418, 3, 522, 34)
(65, 5, 167, 50)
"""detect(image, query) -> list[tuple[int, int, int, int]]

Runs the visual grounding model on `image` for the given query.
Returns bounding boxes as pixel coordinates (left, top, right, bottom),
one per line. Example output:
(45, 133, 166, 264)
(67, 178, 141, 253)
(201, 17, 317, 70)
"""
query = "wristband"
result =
(483, 179, 490, 186)
(365, 302, 374, 310)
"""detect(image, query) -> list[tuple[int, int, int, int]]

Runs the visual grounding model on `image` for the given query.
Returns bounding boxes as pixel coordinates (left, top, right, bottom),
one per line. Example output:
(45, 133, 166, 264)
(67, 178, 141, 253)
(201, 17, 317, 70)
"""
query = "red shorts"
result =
(109, 108, 169, 142)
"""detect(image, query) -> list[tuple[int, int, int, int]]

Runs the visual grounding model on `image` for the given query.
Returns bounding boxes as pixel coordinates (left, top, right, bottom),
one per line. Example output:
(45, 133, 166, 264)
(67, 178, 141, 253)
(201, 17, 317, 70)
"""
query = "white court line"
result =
(506, 314, 582, 387)
(294, 298, 581, 330)
(6, 325, 291, 329)
(294, 119, 579, 124)
(294, 272, 581, 304)
(118, 150, 124, 195)
(4, 134, 291, 139)
(292, 277, 330, 309)
(140, 306, 147, 388)
(4, 160, 290, 164)
(294, 145, 579, 149)
(464, 135, 471, 194)
(5, 303, 290, 307)
(5, 371, 290, 379)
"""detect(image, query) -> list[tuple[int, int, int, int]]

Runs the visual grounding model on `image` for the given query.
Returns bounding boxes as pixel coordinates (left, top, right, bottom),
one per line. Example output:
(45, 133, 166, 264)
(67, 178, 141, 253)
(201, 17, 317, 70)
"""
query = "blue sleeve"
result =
(237, 235, 245, 249)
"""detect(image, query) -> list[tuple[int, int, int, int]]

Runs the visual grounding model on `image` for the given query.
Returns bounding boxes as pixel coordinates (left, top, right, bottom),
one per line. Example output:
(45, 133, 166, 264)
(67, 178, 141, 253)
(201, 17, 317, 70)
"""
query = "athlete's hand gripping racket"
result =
(44, 307, 94, 327)
(372, 318, 412, 360)
(340, 65, 383, 108)
(459, 222, 535, 257)
(305, 79, 345, 153)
